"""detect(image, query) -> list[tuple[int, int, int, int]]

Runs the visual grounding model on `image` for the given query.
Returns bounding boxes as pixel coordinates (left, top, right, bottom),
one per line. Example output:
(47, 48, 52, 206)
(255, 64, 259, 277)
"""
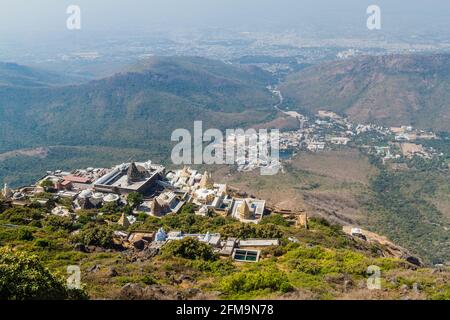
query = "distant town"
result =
(279, 110, 443, 159)
(236, 98, 449, 174)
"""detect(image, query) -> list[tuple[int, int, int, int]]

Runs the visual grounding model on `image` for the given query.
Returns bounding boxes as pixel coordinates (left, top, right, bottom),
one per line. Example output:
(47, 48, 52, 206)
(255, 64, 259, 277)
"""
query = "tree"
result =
(219, 223, 258, 239)
(43, 215, 75, 232)
(180, 203, 197, 214)
(72, 223, 114, 248)
(0, 247, 87, 300)
(221, 267, 292, 294)
(256, 224, 283, 239)
(100, 202, 119, 213)
(127, 192, 144, 209)
(0, 199, 6, 214)
(260, 214, 290, 227)
(123, 205, 133, 215)
(40, 179, 55, 191)
(161, 237, 216, 261)
(1, 207, 44, 225)
(17, 229, 34, 241)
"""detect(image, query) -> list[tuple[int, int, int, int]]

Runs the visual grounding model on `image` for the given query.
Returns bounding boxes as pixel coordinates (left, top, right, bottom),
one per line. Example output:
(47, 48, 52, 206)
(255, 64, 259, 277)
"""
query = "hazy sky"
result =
(1, 0, 449, 41)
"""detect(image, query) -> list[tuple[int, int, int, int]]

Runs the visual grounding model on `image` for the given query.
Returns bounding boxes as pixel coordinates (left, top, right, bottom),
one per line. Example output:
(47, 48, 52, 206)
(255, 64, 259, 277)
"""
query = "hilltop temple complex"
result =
(1, 160, 266, 224)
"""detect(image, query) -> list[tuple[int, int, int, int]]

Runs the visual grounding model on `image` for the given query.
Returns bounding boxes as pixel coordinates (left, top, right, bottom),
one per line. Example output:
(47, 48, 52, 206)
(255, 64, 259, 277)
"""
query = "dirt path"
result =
(0, 147, 49, 161)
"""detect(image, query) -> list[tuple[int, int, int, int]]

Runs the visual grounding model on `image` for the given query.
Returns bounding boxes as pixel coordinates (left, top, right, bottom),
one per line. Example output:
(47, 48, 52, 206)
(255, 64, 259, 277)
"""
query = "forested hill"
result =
(0, 57, 277, 154)
(280, 54, 450, 133)
(0, 62, 84, 88)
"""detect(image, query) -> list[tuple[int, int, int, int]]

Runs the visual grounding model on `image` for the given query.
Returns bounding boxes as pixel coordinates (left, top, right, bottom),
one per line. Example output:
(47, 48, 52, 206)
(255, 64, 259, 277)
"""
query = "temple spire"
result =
(238, 200, 252, 219)
(127, 162, 143, 183)
(199, 171, 214, 189)
(151, 198, 164, 216)
(118, 213, 130, 228)
(2, 183, 13, 199)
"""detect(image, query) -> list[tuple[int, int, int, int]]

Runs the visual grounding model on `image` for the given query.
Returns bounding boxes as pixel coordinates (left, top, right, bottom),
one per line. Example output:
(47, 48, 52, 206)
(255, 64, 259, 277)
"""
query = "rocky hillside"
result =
(0, 202, 448, 300)
(280, 54, 450, 132)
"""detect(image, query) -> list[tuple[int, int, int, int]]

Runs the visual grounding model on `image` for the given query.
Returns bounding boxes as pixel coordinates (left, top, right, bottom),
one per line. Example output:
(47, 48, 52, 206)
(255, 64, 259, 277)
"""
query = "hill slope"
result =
(0, 57, 276, 154)
(1, 203, 448, 300)
(280, 54, 450, 132)
(213, 148, 450, 265)
(0, 62, 84, 87)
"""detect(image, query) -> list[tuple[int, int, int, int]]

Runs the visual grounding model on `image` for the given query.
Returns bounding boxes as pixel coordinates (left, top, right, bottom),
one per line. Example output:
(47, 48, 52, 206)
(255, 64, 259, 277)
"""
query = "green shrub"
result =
(126, 192, 144, 209)
(72, 223, 114, 248)
(163, 213, 197, 231)
(221, 268, 293, 294)
(17, 229, 34, 241)
(188, 259, 235, 275)
(256, 224, 283, 238)
(0, 228, 19, 243)
(34, 238, 53, 249)
(136, 212, 148, 222)
(100, 202, 119, 214)
(141, 275, 158, 285)
(430, 285, 450, 300)
(219, 223, 283, 239)
(76, 210, 97, 226)
(372, 257, 407, 271)
(262, 246, 287, 257)
(161, 237, 216, 261)
(40, 179, 55, 190)
(1, 207, 44, 225)
(43, 215, 75, 232)
(0, 247, 88, 300)
(260, 214, 290, 227)
(54, 251, 85, 263)
(284, 245, 369, 276)
(180, 203, 197, 214)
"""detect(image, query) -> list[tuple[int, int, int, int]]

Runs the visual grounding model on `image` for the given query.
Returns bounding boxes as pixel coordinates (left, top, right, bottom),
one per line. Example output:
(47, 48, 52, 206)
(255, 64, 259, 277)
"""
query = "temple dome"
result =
(12, 192, 25, 200)
(93, 193, 104, 199)
(103, 193, 119, 203)
(79, 189, 93, 199)
(166, 172, 175, 180)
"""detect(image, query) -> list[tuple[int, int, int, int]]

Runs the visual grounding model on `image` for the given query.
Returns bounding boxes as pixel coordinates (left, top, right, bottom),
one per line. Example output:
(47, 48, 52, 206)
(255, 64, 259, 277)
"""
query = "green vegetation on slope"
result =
(0, 62, 85, 88)
(366, 169, 450, 265)
(0, 247, 87, 300)
(0, 201, 448, 300)
(280, 54, 450, 132)
(0, 56, 276, 154)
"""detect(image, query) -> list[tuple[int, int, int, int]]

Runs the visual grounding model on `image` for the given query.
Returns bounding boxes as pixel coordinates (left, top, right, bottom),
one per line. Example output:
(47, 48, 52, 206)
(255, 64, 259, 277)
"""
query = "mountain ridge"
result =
(0, 56, 277, 154)
(0, 62, 86, 87)
(280, 54, 450, 132)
